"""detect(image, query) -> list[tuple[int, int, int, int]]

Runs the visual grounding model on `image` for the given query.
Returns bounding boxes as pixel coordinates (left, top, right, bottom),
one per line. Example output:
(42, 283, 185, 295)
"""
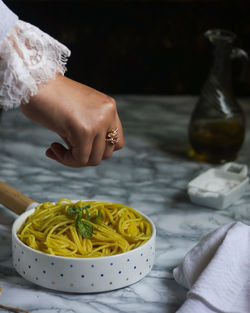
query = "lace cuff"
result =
(0, 20, 71, 110)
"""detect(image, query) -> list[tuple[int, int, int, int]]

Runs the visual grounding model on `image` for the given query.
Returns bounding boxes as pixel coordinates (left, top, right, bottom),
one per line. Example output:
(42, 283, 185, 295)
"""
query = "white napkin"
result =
(173, 222, 250, 313)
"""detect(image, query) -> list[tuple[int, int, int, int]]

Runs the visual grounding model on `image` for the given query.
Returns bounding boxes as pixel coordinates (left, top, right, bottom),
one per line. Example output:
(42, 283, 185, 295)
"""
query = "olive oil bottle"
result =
(189, 29, 248, 164)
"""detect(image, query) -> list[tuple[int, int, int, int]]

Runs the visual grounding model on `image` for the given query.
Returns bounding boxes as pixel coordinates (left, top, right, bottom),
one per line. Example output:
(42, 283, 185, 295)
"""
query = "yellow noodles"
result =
(17, 199, 152, 258)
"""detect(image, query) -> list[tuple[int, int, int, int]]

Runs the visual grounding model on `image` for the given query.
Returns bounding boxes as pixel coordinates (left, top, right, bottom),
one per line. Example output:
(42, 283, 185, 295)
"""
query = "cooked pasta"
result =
(17, 199, 152, 257)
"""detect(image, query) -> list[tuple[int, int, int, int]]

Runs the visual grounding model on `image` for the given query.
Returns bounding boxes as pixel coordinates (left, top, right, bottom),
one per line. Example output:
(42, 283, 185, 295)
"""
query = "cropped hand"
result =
(20, 75, 124, 167)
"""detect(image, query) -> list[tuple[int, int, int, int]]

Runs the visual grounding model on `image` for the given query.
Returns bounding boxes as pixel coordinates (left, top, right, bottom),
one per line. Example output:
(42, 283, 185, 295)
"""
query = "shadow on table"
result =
(162, 277, 187, 313)
(151, 134, 192, 162)
(171, 190, 190, 205)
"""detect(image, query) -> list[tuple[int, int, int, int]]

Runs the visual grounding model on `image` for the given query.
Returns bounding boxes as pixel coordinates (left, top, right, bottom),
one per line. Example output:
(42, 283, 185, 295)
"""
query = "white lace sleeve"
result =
(0, 20, 71, 110)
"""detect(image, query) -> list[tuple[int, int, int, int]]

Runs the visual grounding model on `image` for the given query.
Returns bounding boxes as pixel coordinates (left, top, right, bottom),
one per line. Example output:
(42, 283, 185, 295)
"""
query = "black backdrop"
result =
(5, 0, 250, 96)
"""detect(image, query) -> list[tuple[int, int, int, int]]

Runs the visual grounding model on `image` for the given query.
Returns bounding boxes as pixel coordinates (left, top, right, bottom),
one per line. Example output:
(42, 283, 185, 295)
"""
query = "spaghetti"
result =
(17, 199, 152, 258)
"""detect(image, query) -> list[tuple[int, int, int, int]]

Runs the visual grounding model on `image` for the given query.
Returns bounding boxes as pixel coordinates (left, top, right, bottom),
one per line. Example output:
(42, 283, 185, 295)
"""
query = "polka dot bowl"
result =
(12, 204, 156, 293)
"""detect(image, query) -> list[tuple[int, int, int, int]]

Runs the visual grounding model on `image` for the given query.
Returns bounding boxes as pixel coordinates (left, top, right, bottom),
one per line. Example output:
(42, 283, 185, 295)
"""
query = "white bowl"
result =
(12, 205, 156, 293)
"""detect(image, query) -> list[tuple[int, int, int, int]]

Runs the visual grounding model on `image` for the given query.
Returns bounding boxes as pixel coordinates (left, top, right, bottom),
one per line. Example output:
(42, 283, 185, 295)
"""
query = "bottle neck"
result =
(210, 43, 232, 88)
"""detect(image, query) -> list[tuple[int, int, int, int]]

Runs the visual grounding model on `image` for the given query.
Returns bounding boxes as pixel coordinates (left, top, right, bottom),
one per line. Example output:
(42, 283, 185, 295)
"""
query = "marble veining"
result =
(0, 96, 250, 312)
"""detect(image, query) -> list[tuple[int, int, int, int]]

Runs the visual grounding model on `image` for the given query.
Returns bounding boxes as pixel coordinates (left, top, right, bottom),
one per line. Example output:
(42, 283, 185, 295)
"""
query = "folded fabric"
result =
(173, 222, 250, 313)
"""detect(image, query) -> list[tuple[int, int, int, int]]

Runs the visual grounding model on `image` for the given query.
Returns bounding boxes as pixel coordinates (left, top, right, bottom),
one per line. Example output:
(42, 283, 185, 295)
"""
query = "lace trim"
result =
(0, 20, 71, 110)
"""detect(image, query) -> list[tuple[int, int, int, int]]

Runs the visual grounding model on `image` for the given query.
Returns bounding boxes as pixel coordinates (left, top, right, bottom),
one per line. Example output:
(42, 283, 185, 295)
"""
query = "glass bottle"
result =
(188, 29, 248, 164)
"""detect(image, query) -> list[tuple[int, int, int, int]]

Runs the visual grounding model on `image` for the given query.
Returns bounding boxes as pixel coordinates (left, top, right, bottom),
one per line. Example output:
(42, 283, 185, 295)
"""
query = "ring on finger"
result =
(105, 128, 119, 145)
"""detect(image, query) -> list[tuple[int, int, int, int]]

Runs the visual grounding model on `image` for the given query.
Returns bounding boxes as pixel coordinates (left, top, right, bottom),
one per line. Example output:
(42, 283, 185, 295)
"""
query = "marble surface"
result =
(0, 95, 250, 313)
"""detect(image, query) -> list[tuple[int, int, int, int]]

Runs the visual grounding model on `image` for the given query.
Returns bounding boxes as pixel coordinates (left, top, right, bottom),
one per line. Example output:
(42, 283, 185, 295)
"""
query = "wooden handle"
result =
(0, 181, 35, 215)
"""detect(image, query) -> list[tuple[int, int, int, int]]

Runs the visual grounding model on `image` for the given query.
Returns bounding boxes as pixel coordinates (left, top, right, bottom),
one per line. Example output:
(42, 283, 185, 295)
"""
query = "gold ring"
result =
(105, 128, 119, 144)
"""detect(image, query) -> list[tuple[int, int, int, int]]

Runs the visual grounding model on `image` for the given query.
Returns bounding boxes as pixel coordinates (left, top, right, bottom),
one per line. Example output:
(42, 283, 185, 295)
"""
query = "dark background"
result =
(5, 0, 250, 96)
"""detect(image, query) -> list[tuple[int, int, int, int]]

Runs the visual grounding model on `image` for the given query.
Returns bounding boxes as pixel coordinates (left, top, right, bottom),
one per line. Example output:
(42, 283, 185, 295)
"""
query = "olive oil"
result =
(189, 119, 245, 164)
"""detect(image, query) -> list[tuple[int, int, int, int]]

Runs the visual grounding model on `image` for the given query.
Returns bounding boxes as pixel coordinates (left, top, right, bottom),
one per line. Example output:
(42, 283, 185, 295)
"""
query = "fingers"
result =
(87, 134, 108, 165)
(46, 138, 93, 168)
(46, 135, 114, 167)
(45, 115, 125, 167)
(45, 147, 58, 161)
(46, 120, 125, 167)
(46, 133, 118, 168)
(46, 143, 75, 166)
(103, 135, 116, 160)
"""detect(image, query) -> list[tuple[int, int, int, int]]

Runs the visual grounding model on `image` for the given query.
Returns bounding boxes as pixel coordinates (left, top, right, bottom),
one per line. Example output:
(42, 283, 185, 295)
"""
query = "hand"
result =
(20, 75, 124, 168)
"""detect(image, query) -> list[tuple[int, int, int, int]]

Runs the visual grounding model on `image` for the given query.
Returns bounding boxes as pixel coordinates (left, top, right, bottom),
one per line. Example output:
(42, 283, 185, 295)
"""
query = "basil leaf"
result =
(67, 204, 100, 238)
(77, 220, 93, 238)
(67, 206, 81, 216)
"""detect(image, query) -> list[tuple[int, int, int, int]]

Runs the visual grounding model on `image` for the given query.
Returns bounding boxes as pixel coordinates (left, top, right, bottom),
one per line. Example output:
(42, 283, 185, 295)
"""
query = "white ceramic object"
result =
(12, 204, 156, 293)
(187, 162, 249, 210)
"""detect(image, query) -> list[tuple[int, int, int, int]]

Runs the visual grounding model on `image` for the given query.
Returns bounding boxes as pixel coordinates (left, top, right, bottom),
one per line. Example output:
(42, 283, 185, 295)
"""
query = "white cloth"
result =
(0, 20, 71, 109)
(173, 222, 250, 313)
(0, 0, 18, 42)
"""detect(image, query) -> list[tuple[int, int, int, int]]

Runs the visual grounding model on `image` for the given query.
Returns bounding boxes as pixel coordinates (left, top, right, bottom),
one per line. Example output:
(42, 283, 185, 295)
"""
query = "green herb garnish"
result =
(67, 205, 102, 238)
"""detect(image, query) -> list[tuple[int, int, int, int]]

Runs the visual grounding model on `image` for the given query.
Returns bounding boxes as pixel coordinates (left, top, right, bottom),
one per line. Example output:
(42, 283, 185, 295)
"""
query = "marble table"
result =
(0, 96, 250, 313)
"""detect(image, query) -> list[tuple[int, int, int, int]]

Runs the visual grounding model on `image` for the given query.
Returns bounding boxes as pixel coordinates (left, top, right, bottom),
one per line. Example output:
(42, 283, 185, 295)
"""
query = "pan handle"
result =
(0, 180, 35, 215)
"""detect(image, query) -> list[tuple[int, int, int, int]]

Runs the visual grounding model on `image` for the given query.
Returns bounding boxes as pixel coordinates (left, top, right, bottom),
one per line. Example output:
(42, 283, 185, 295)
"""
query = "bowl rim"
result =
(12, 202, 156, 261)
